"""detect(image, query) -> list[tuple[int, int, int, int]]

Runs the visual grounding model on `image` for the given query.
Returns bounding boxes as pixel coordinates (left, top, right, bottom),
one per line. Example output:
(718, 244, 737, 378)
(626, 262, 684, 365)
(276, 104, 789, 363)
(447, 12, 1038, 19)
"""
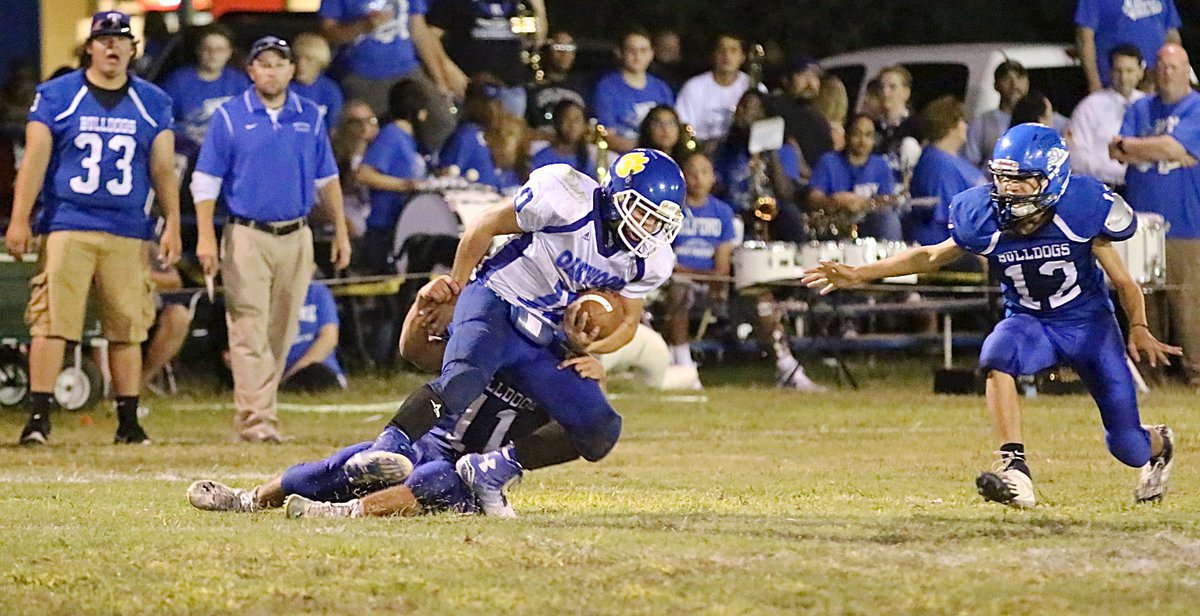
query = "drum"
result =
(391, 186, 507, 272)
(1112, 212, 1168, 287)
(796, 239, 916, 284)
(733, 241, 801, 289)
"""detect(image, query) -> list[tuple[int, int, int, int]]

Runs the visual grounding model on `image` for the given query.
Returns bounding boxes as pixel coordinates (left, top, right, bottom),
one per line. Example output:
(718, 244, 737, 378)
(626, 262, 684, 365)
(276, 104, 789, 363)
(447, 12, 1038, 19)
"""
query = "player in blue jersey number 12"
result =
(803, 123, 1181, 507)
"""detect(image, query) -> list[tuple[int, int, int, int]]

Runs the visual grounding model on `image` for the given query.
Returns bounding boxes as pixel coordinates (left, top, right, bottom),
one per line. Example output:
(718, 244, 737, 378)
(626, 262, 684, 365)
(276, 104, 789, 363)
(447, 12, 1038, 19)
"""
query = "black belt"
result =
(229, 216, 307, 236)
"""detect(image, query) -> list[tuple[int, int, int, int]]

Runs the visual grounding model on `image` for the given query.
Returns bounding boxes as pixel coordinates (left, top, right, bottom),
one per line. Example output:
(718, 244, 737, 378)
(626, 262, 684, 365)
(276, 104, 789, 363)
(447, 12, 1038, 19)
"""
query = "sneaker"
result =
(343, 450, 414, 486)
(114, 423, 152, 445)
(285, 494, 362, 519)
(19, 413, 50, 445)
(456, 451, 521, 518)
(976, 452, 1036, 508)
(187, 480, 257, 512)
(1136, 425, 1175, 503)
(777, 361, 827, 392)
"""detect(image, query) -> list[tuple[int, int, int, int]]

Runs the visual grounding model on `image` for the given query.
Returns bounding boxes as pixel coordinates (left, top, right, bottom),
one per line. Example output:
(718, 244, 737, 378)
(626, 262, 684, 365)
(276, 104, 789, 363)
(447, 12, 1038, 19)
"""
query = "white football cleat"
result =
(976, 452, 1036, 508)
(284, 494, 362, 519)
(187, 480, 257, 512)
(342, 450, 414, 486)
(777, 362, 827, 392)
(1136, 425, 1175, 503)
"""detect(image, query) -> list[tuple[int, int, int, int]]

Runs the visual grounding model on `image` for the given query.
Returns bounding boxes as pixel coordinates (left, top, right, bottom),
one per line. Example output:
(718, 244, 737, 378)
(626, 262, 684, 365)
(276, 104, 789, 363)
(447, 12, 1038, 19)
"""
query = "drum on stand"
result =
(1111, 212, 1168, 287)
(732, 241, 802, 290)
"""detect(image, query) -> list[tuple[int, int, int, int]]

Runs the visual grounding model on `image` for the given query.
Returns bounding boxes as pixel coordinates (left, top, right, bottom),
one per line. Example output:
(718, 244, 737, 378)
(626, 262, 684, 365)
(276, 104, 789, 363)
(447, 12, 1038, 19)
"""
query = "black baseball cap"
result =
(89, 11, 133, 40)
(248, 36, 293, 63)
(788, 54, 822, 75)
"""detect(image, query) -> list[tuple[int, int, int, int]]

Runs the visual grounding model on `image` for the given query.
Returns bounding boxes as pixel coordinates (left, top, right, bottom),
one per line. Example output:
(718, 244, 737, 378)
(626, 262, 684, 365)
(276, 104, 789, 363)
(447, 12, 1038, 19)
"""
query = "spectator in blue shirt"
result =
(593, 29, 675, 154)
(808, 113, 901, 241)
(191, 36, 351, 442)
(438, 79, 524, 193)
(356, 79, 430, 274)
(282, 280, 347, 392)
(908, 95, 986, 246)
(319, 0, 454, 153)
(290, 33, 344, 132)
(1114, 43, 1200, 384)
(530, 99, 595, 178)
(159, 23, 250, 148)
(662, 152, 735, 388)
(1075, 0, 1182, 92)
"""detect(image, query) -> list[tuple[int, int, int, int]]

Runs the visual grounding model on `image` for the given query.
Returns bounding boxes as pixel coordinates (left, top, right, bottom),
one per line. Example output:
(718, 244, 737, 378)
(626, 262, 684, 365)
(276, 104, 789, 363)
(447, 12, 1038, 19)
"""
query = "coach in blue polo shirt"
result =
(192, 36, 351, 443)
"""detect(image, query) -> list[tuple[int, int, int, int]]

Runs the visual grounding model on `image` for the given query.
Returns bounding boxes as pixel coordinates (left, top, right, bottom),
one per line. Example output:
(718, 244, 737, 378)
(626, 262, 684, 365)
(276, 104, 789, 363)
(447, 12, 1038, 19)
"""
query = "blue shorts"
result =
(978, 313, 1151, 467)
(429, 282, 621, 461)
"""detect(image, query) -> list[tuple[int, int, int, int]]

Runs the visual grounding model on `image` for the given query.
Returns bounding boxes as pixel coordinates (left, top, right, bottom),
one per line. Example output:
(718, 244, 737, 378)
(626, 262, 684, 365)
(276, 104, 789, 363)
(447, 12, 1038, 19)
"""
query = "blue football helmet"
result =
(599, 148, 685, 258)
(987, 123, 1071, 232)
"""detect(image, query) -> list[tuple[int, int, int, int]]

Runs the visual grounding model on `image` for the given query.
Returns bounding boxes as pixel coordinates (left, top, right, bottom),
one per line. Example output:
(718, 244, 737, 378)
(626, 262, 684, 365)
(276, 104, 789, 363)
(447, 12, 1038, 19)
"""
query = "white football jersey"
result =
(477, 164, 674, 320)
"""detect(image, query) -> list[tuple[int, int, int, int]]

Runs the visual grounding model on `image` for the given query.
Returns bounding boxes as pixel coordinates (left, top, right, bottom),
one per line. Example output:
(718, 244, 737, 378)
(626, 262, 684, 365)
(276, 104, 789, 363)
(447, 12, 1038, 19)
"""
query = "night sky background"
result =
(547, 0, 1200, 77)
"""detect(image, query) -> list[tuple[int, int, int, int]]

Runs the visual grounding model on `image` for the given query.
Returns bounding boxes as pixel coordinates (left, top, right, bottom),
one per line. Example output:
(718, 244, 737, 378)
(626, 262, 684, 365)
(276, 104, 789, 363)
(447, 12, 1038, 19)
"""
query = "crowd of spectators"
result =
(0, 0, 1196, 404)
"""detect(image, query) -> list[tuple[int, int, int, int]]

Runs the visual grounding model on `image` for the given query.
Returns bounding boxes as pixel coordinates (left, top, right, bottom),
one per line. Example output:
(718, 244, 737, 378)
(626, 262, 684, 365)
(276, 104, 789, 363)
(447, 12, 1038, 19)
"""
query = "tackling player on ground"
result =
(342, 150, 682, 516)
(803, 123, 1180, 507)
(187, 277, 607, 518)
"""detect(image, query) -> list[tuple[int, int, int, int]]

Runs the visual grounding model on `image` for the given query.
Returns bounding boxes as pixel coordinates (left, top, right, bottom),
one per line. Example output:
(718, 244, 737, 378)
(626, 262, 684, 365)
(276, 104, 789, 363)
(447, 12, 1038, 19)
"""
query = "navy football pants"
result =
(430, 282, 622, 462)
(979, 313, 1151, 467)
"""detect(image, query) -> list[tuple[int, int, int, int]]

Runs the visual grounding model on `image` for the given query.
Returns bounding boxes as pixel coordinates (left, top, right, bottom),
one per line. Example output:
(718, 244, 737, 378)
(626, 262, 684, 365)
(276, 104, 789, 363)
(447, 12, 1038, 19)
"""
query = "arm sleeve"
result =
(1170, 103, 1200, 158)
(1073, 0, 1097, 28)
(1100, 190, 1137, 241)
(318, 0, 345, 21)
(810, 153, 837, 192)
(27, 83, 56, 127)
(513, 168, 582, 231)
(193, 107, 233, 178)
(592, 76, 618, 129)
(410, 0, 428, 15)
(874, 156, 896, 197)
(964, 116, 985, 165)
(361, 129, 396, 172)
(1165, 0, 1181, 28)
(673, 80, 699, 128)
(717, 201, 737, 243)
(778, 143, 802, 183)
(153, 89, 175, 135)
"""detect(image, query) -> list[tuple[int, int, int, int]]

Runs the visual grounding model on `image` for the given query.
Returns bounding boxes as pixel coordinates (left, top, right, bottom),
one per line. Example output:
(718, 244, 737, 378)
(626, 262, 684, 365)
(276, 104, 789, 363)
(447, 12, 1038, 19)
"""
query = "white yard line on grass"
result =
(165, 394, 707, 414)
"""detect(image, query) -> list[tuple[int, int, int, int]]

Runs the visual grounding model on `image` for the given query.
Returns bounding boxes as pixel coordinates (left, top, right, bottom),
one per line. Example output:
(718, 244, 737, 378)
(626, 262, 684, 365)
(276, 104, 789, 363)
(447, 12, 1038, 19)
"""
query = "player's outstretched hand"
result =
(1127, 326, 1183, 368)
(563, 301, 601, 351)
(801, 259, 863, 295)
(558, 355, 607, 386)
(5, 220, 31, 259)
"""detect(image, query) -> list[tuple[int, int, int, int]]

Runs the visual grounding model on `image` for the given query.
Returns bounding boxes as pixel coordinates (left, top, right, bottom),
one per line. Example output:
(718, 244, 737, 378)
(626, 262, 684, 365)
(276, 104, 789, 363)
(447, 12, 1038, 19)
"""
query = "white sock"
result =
(670, 344, 695, 366)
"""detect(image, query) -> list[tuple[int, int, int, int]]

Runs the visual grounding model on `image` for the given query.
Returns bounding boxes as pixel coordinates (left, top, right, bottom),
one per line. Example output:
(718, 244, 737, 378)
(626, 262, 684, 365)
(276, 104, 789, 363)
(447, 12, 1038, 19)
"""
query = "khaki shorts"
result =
(25, 231, 154, 343)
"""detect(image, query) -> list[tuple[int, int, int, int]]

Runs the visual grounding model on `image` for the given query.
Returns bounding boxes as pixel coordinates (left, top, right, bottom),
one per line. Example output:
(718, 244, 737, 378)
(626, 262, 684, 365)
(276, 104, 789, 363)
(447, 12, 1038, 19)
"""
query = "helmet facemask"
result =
(611, 189, 683, 258)
(989, 161, 1054, 235)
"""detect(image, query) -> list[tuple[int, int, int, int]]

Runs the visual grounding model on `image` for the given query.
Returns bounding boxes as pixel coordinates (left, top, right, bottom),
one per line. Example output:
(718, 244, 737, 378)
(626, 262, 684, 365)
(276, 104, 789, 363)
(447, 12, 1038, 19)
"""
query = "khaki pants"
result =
(221, 223, 313, 437)
(1147, 238, 1200, 383)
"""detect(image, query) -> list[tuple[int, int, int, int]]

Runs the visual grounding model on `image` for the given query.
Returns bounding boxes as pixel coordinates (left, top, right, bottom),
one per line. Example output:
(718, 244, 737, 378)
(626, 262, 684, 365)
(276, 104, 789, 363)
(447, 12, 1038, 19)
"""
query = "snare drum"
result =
(733, 241, 801, 289)
(1112, 212, 1168, 286)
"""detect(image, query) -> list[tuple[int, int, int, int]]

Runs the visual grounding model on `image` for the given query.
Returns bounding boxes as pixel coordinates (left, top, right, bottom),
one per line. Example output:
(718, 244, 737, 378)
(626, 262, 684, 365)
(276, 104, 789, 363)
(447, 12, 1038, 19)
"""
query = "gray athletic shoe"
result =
(1136, 425, 1175, 503)
(342, 450, 414, 486)
(187, 480, 256, 512)
(284, 494, 362, 519)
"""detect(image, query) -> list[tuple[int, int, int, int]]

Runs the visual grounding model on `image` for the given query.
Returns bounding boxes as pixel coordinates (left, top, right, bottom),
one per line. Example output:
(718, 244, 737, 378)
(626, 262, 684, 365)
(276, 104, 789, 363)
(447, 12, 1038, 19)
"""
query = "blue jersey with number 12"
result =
(948, 176, 1136, 321)
(29, 70, 174, 240)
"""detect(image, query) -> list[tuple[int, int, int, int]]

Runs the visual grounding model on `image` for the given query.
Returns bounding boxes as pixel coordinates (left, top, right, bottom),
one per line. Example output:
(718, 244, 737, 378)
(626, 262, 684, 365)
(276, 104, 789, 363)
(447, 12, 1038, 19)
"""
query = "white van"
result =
(819, 43, 1086, 119)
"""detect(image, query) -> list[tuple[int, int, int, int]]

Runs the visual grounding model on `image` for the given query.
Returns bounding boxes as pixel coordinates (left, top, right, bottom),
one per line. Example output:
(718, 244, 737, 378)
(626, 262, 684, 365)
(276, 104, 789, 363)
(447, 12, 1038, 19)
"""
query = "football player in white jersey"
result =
(344, 148, 685, 516)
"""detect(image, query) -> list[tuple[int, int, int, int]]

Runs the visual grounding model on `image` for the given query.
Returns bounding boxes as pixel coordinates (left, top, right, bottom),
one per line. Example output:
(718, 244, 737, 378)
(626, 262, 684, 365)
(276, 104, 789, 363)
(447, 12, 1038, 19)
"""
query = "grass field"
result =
(2, 359, 1199, 615)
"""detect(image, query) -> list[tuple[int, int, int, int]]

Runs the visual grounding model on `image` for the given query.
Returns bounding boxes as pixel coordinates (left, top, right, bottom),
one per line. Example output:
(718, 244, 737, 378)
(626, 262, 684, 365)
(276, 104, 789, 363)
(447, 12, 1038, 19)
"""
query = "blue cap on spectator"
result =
(788, 54, 822, 75)
(248, 36, 293, 63)
(89, 11, 133, 40)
